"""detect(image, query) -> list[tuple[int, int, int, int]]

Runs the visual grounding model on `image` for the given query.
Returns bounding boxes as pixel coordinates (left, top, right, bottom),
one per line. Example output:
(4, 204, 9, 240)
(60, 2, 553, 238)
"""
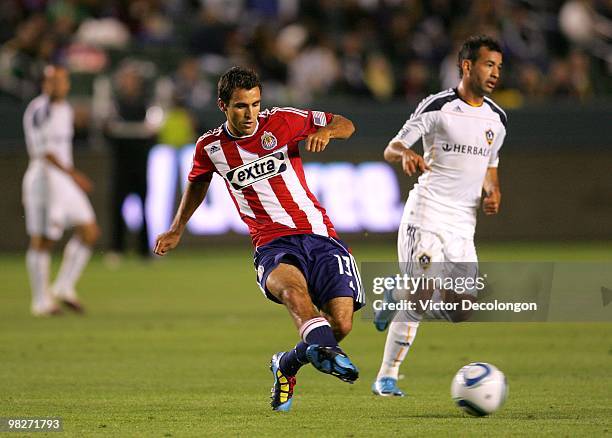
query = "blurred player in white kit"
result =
(22, 65, 100, 316)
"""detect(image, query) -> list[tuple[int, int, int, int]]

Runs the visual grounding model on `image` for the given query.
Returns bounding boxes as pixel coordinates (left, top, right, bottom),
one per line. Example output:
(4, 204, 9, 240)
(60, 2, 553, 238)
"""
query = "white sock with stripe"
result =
(377, 319, 420, 380)
(299, 316, 337, 346)
(52, 237, 92, 300)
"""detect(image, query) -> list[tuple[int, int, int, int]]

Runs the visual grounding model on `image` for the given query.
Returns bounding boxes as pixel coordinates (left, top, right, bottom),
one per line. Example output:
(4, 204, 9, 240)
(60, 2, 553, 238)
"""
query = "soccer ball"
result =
(451, 362, 508, 416)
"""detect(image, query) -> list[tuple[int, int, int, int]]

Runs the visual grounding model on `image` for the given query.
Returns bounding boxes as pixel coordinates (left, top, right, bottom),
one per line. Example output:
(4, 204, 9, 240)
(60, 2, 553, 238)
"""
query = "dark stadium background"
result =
(0, 0, 610, 249)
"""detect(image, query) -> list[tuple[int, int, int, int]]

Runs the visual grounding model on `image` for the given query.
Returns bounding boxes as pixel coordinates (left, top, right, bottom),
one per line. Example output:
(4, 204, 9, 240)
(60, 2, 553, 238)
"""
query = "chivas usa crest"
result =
(485, 129, 495, 145)
(261, 131, 278, 150)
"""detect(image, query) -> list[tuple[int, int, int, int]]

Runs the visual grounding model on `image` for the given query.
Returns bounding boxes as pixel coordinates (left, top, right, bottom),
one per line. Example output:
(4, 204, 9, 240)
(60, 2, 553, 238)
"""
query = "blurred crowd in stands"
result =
(1, 0, 610, 119)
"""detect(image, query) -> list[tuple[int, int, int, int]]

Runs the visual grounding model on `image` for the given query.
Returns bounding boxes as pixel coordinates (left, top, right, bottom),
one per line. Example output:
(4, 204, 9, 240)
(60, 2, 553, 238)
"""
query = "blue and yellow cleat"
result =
(371, 377, 405, 397)
(305, 345, 359, 383)
(270, 352, 296, 412)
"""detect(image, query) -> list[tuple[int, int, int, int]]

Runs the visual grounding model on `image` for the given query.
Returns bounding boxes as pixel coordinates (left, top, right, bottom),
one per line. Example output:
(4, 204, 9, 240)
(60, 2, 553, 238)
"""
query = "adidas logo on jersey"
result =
(226, 150, 287, 190)
(453, 105, 463, 113)
(209, 144, 221, 153)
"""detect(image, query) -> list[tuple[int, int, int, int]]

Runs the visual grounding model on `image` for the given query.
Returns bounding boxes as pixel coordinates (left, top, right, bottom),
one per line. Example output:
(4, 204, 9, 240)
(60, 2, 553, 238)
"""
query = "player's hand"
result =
(154, 230, 182, 256)
(482, 190, 501, 215)
(401, 149, 430, 176)
(305, 129, 331, 152)
(71, 170, 93, 193)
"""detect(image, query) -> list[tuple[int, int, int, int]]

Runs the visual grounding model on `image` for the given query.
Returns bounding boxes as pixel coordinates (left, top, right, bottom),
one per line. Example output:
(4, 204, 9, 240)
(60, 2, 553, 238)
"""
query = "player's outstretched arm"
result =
(384, 141, 430, 176)
(44, 152, 93, 193)
(482, 167, 501, 215)
(154, 179, 210, 256)
(305, 114, 355, 152)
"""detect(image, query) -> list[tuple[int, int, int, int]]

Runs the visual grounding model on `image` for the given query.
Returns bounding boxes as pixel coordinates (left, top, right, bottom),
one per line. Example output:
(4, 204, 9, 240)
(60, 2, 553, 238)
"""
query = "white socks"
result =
(26, 248, 52, 313)
(376, 318, 420, 380)
(52, 237, 92, 301)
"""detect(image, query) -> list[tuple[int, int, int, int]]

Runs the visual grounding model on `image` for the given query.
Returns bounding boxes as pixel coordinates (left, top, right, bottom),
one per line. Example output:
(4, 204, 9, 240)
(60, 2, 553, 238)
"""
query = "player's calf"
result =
(326, 318, 352, 342)
(320, 296, 355, 341)
(76, 222, 100, 247)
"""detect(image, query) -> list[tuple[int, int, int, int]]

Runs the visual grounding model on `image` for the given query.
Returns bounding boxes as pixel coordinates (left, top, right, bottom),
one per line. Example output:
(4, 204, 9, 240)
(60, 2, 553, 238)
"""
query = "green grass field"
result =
(1, 242, 611, 437)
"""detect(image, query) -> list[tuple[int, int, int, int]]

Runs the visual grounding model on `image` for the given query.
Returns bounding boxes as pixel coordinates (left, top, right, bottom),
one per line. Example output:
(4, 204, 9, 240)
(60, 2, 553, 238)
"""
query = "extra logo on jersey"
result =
(485, 129, 495, 145)
(225, 150, 287, 190)
(261, 131, 277, 150)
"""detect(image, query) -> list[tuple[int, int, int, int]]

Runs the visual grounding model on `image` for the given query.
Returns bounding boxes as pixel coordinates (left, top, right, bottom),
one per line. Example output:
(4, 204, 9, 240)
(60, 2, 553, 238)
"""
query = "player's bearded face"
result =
(54, 72, 71, 100)
(44, 67, 71, 100)
(222, 87, 262, 136)
(470, 48, 502, 96)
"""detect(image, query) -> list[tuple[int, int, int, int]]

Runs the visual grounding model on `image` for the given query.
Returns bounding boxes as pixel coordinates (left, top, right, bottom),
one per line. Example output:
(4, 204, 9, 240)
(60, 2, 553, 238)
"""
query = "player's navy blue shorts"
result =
(253, 234, 365, 311)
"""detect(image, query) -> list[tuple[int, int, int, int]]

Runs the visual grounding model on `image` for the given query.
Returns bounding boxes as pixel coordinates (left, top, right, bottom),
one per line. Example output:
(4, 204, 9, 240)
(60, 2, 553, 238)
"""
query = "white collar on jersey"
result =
(223, 120, 260, 139)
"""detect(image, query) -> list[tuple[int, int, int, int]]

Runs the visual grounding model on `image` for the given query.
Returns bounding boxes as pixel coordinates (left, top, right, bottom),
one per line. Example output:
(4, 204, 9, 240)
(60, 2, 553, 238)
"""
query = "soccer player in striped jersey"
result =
(154, 67, 363, 411)
(22, 65, 100, 316)
(372, 35, 507, 397)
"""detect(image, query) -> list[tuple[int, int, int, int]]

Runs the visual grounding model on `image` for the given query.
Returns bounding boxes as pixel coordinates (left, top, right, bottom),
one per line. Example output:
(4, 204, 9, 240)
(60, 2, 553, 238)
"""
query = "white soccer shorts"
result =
(23, 175, 95, 241)
(398, 224, 478, 264)
(397, 224, 479, 296)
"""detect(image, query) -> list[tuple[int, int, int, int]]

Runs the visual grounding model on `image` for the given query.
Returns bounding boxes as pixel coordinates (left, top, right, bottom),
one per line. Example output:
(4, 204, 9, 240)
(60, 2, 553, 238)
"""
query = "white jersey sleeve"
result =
(27, 98, 74, 169)
(391, 111, 438, 148)
(484, 96, 507, 168)
(390, 90, 457, 148)
(23, 95, 51, 160)
(488, 126, 505, 168)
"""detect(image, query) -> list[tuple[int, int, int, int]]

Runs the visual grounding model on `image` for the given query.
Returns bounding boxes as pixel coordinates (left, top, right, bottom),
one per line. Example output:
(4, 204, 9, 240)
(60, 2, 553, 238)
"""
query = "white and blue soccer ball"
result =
(451, 362, 508, 416)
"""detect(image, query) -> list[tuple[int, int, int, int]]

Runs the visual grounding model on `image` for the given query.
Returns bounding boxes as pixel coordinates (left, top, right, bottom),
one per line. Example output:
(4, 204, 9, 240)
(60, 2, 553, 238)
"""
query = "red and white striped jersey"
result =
(188, 107, 338, 247)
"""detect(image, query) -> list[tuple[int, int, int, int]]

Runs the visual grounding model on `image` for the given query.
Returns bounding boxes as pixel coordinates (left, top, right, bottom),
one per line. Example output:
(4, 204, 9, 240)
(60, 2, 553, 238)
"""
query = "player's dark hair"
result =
(457, 35, 502, 77)
(218, 66, 262, 103)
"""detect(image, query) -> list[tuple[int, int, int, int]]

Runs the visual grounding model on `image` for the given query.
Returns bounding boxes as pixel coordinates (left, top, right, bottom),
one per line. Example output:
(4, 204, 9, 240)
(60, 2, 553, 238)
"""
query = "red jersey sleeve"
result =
(280, 107, 334, 141)
(188, 141, 215, 182)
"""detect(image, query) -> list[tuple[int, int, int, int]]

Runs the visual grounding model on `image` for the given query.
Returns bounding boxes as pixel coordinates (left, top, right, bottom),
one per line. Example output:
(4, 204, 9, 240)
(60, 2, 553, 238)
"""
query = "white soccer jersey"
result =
(392, 88, 507, 238)
(23, 94, 75, 180)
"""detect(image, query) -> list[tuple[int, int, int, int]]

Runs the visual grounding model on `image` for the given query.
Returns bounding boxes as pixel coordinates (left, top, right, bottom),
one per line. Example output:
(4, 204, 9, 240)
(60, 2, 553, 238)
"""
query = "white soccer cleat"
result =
(372, 377, 405, 397)
(31, 302, 62, 317)
(51, 286, 84, 314)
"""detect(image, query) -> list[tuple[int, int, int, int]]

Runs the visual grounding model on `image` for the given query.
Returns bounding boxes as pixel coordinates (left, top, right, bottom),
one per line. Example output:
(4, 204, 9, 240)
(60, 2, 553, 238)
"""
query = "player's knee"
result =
(277, 284, 308, 304)
(79, 223, 100, 246)
(29, 236, 43, 250)
(266, 264, 308, 303)
(30, 236, 54, 251)
(90, 224, 101, 245)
